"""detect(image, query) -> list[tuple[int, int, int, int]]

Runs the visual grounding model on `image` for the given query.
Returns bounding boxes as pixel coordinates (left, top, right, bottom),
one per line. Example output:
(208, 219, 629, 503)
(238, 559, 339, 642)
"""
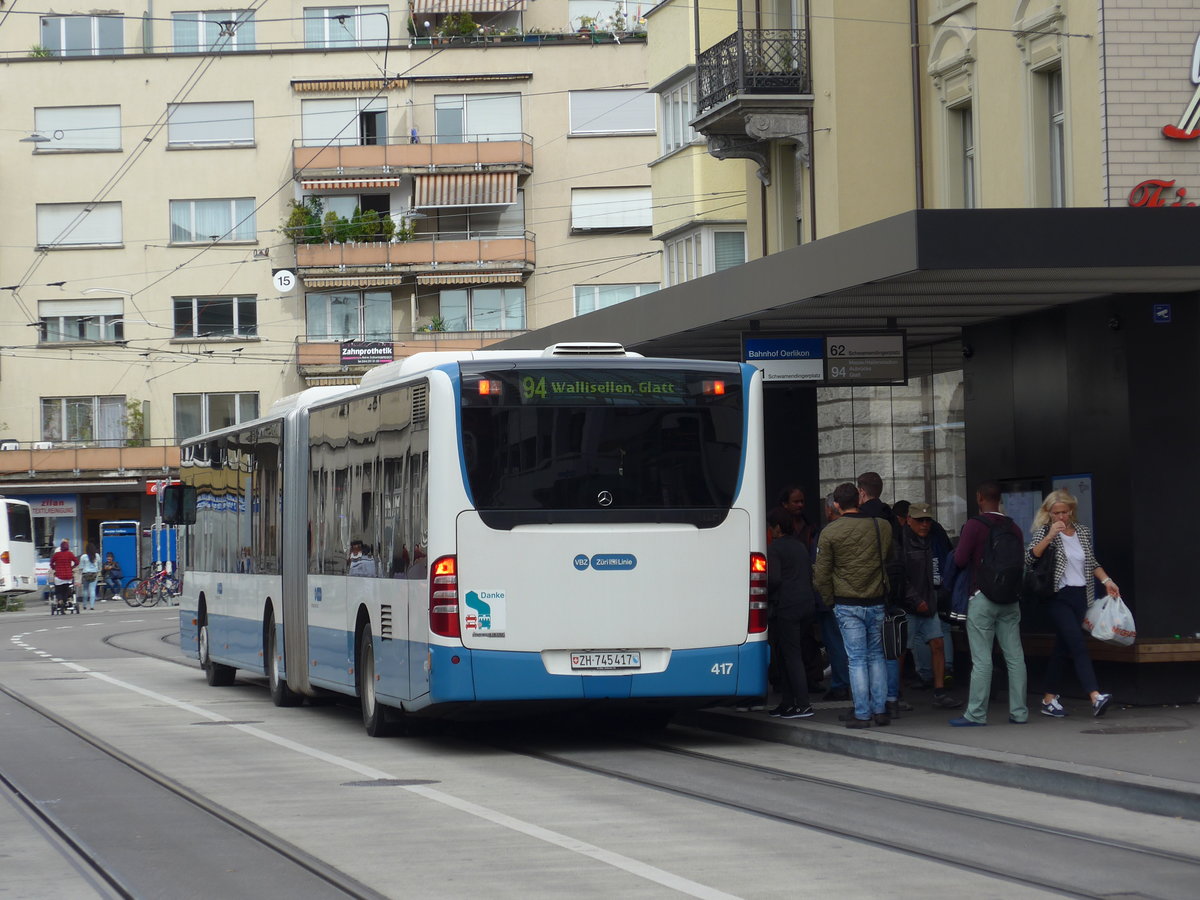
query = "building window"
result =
(173, 10, 256, 51)
(303, 6, 388, 48)
(440, 287, 525, 332)
(567, 0, 638, 30)
(41, 396, 126, 446)
(306, 291, 392, 340)
(426, 192, 524, 240)
(38, 299, 124, 343)
(570, 187, 652, 232)
(660, 78, 697, 154)
(569, 90, 655, 135)
(33, 106, 120, 152)
(1046, 68, 1065, 208)
(300, 98, 386, 147)
(713, 231, 746, 271)
(434, 94, 522, 143)
(36, 202, 122, 248)
(663, 228, 745, 286)
(39, 16, 123, 56)
(167, 101, 254, 147)
(169, 198, 255, 243)
(573, 283, 658, 316)
(950, 104, 975, 210)
(174, 393, 259, 441)
(173, 296, 257, 338)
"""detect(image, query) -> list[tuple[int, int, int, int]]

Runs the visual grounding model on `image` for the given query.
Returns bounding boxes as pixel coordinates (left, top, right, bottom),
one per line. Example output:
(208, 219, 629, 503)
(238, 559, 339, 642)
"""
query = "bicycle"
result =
(129, 567, 183, 607)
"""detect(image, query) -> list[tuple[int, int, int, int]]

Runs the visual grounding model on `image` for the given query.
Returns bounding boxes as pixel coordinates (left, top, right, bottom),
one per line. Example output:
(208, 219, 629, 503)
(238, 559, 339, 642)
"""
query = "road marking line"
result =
(83, 670, 742, 900)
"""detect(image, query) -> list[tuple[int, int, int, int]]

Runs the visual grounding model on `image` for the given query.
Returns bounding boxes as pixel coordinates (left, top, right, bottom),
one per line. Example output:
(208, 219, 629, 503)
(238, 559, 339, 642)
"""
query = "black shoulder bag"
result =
(1024, 535, 1057, 602)
(875, 519, 908, 660)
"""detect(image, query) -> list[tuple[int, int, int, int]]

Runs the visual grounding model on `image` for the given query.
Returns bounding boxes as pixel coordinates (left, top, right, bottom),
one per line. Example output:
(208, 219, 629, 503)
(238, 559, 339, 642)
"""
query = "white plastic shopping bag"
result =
(1083, 595, 1136, 646)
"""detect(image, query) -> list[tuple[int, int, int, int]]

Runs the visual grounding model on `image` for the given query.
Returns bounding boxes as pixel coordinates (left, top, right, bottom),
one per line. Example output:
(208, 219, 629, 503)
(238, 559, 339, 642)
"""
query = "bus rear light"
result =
(430, 555, 460, 638)
(0, 551, 9, 564)
(749, 552, 768, 634)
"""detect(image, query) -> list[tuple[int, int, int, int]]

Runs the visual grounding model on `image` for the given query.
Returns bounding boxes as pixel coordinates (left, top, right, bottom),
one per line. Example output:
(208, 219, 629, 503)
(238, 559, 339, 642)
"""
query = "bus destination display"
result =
(462, 368, 741, 406)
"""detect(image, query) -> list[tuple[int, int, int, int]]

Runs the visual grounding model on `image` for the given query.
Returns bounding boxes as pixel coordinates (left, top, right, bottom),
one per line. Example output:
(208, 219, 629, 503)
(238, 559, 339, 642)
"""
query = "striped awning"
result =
(412, 0, 527, 13)
(301, 177, 404, 191)
(414, 173, 516, 208)
(303, 275, 403, 288)
(417, 272, 524, 285)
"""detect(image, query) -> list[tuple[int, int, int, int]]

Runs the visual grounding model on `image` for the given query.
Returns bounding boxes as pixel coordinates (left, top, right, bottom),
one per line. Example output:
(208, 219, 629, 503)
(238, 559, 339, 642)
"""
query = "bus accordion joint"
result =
(430, 555, 460, 639)
(749, 552, 768, 634)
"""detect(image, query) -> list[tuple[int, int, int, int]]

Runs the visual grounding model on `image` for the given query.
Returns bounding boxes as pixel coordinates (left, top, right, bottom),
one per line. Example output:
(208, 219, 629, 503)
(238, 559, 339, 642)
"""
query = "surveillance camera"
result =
(1108, 315, 1122, 331)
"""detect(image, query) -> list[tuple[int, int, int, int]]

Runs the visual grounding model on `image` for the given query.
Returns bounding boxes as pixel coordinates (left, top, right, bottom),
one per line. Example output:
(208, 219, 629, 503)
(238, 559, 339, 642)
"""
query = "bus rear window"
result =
(460, 365, 744, 523)
(6, 502, 32, 542)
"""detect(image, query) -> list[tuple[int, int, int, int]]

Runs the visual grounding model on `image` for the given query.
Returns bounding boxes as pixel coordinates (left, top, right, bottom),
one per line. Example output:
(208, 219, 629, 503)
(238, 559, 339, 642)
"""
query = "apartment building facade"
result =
(0, 1, 662, 556)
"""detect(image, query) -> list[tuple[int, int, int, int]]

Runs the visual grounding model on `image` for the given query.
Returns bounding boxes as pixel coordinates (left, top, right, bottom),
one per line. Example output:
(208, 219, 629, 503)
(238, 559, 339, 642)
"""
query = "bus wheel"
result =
(266, 614, 301, 707)
(357, 624, 391, 737)
(200, 621, 236, 687)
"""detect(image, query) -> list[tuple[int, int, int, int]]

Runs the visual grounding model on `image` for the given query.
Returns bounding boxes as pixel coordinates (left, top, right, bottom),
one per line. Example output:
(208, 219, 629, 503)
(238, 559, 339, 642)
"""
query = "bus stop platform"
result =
(680, 693, 1200, 822)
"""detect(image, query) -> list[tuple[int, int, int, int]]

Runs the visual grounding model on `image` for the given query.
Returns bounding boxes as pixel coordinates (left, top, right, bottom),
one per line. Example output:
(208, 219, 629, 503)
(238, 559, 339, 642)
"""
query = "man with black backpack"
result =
(948, 482, 1029, 726)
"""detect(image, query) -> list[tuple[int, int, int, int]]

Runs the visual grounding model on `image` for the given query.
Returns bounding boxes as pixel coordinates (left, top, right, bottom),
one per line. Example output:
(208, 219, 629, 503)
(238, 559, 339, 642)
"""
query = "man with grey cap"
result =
(892, 502, 960, 709)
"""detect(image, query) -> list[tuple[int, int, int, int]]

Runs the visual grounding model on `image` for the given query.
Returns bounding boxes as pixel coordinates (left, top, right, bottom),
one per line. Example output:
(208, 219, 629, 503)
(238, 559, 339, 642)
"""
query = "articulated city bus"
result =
(0, 498, 35, 596)
(176, 343, 767, 733)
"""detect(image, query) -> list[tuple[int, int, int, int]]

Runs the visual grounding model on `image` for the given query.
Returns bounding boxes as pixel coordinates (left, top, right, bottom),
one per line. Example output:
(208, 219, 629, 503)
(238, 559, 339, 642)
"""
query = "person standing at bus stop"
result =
(813, 483, 893, 728)
(766, 507, 817, 718)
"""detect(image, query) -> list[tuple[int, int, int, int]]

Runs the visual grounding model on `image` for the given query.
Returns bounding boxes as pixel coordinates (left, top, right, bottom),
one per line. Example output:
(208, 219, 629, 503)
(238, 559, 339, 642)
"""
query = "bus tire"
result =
(200, 621, 236, 687)
(357, 623, 392, 737)
(266, 612, 301, 707)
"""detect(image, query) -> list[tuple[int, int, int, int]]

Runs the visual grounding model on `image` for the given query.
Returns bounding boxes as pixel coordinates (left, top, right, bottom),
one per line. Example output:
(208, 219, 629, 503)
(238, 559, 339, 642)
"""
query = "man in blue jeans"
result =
(949, 481, 1029, 726)
(813, 482, 893, 728)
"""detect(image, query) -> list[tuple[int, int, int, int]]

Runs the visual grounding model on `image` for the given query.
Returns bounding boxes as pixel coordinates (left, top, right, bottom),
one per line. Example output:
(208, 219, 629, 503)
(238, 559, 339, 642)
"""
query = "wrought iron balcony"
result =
(696, 29, 811, 116)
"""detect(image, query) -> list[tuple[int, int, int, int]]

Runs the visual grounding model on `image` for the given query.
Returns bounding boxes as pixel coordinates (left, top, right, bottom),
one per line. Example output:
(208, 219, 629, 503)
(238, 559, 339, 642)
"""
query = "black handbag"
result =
(1024, 545, 1056, 601)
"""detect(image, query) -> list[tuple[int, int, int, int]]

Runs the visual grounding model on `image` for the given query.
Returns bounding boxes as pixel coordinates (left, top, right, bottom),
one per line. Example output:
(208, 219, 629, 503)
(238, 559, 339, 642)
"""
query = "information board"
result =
(742, 333, 906, 386)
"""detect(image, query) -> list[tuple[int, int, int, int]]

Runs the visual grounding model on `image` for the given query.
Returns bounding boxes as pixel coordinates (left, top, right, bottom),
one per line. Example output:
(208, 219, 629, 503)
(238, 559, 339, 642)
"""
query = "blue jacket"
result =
(943, 550, 971, 623)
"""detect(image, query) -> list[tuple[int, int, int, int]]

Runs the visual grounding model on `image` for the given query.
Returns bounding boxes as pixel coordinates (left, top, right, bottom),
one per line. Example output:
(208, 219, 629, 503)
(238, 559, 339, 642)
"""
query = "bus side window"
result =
(162, 485, 197, 525)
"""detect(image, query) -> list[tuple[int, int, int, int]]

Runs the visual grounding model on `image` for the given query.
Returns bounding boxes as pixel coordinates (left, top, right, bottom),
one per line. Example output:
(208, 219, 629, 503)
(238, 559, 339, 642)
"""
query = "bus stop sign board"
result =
(742, 333, 906, 386)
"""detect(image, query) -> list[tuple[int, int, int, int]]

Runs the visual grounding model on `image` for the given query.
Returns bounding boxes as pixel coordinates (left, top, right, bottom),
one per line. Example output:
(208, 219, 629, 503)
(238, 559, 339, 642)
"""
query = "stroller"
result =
(50, 580, 80, 615)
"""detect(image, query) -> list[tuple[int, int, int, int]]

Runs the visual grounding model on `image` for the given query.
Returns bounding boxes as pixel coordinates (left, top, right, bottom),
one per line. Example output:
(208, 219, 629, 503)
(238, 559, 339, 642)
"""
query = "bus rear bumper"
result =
(429, 641, 768, 705)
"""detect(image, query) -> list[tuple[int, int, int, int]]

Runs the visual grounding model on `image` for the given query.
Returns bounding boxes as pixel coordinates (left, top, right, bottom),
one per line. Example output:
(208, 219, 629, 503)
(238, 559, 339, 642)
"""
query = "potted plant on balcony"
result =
(437, 12, 477, 43)
(282, 197, 324, 243)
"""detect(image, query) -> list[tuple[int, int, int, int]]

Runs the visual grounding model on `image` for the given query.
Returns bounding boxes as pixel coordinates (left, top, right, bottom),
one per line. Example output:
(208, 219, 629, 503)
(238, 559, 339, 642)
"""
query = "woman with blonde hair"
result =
(1027, 490, 1119, 718)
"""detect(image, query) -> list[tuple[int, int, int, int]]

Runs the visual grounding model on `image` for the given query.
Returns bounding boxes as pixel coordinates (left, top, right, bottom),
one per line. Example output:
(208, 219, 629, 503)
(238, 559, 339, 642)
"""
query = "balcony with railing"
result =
(293, 134, 534, 182)
(0, 442, 180, 480)
(694, 28, 812, 133)
(294, 231, 536, 280)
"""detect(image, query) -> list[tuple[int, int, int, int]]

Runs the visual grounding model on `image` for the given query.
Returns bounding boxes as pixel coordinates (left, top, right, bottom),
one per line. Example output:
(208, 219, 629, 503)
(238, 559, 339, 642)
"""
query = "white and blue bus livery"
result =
(177, 343, 768, 733)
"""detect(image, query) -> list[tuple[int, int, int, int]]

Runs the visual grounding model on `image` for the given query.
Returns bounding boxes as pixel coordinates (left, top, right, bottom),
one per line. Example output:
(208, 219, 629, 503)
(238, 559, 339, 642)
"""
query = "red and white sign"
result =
(146, 480, 181, 495)
(28, 497, 76, 517)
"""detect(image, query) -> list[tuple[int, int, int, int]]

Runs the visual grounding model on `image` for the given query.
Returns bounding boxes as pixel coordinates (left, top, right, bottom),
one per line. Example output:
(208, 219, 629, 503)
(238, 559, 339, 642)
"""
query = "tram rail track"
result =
(0, 679, 387, 900)
(486, 729, 1200, 900)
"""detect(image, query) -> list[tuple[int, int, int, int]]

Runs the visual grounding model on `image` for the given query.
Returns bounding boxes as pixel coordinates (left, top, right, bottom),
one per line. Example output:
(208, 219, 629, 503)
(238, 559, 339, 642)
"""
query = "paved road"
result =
(3, 605, 1198, 899)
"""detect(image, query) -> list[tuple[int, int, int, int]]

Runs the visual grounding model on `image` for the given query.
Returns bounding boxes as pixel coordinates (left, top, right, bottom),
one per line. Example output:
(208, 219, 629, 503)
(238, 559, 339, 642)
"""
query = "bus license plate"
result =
(570, 651, 641, 670)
